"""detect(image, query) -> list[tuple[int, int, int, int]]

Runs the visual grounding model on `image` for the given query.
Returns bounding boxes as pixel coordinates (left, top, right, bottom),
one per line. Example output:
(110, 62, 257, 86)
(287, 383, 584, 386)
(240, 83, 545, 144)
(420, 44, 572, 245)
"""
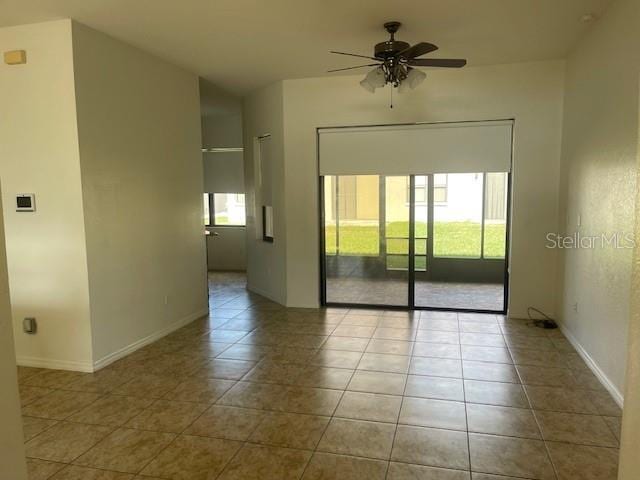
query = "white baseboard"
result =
(16, 356, 95, 373)
(559, 324, 624, 407)
(92, 307, 209, 371)
(246, 283, 285, 306)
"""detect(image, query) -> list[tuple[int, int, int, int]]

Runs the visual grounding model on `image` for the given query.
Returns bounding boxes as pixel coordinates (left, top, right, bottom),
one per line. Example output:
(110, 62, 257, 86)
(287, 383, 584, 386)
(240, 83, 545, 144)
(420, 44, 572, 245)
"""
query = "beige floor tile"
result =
(461, 346, 512, 364)
(467, 404, 541, 439)
(516, 365, 577, 387)
(50, 465, 135, 479)
(217, 444, 312, 480)
(23, 416, 58, 442)
(468, 433, 555, 479)
(412, 342, 460, 359)
(547, 441, 619, 480)
(23, 369, 87, 389)
(323, 336, 371, 351)
(68, 395, 153, 427)
(293, 366, 354, 389)
(17, 366, 46, 384)
(415, 330, 460, 344)
(347, 371, 407, 395)
(335, 391, 402, 423)
(373, 327, 416, 341)
(471, 474, 524, 480)
(405, 375, 465, 401)
(125, 399, 208, 433)
(508, 348, 566, 367)
(339, 316, 381, 327)
(318, 418, 396, 460)
(276, 386, 343, 415)
(459, 313, 497, 324)
(366, 339, 414, 355)
(192, 359, 257, 380)
(112, 374, 181, 399)
(22, 389, 102, 420)
(603, 416, 622, 440)
(503, 335, 556, 350)
(217, 344, 271, 361)
(391, 425, 469, 470)
(410, 357, 462, 378)
(185, 405, 264, 440)
(399, 397, 467, 431)
(332, 325, 376, 338)
(588, 389, 623, 416)
(387, 462, 471, 479)
(26, 458, 66, 480)
(217, 381, 284, 410)
(534, 410, 618, 447)
(302, 452, 388, 479)
(310, 349, 363, 368)
(524, 385, 598, 414)
(25, 422, 112, 463)
(464, 380, 529, 408)
(358, 353, 410, 374)
(463, 361, 520, 383)
(62, 369, 133, 394)
(19, 385, 54, 407)
(74, 427, 176, 473)
(460, 333, 506, 347)
(141, 434, 242, 480)
(460, 322, 501, 334)
(249, 412, 329, 449)
(163, 377, 236, 403)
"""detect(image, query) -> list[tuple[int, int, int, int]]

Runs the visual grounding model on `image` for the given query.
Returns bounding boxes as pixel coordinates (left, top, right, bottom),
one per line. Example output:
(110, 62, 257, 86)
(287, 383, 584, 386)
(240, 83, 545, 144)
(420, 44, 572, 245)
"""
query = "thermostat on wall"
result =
(16, 194, 35, 212)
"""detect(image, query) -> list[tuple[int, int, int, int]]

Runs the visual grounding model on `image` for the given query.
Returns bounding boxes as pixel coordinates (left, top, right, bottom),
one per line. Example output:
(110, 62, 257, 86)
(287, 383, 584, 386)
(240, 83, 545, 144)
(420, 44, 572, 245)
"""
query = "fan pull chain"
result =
(390, 86, 393, 109)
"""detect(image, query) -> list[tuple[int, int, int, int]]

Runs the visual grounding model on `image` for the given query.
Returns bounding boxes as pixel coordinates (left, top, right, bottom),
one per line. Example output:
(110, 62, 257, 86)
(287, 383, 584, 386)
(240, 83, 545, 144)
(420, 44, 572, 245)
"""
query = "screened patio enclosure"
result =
(319, 121, 512, 312)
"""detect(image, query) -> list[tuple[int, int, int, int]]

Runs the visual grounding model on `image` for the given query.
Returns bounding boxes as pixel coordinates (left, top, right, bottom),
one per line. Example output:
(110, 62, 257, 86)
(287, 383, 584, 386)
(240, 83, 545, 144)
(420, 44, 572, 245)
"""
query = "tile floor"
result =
(17, 272, 621, 479)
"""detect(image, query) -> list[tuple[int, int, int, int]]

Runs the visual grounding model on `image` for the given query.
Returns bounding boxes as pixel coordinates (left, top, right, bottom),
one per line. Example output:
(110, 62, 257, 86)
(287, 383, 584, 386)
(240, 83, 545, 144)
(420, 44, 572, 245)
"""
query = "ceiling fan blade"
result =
(330, 50, 378, 61)
(327, 63, 381, 73)
(398, 42, 438, 59)
(409, 58, 467, 68)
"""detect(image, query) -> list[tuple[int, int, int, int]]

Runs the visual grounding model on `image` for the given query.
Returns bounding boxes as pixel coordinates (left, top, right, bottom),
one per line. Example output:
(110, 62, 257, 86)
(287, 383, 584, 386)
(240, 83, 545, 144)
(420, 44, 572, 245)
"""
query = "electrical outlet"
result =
(572, 302, 578, 313)
(23, 317, 37, 334)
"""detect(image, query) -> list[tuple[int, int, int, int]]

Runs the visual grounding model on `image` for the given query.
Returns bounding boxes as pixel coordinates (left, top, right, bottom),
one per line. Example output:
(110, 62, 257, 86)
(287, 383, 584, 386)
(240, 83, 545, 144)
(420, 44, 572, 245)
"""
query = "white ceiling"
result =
(0, 0, 613, 94)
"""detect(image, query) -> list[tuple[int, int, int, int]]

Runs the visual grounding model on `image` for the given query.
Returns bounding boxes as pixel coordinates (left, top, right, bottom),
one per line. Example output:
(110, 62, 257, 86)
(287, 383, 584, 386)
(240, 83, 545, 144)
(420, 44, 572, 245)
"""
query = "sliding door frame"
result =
(317, 119, 514, 314)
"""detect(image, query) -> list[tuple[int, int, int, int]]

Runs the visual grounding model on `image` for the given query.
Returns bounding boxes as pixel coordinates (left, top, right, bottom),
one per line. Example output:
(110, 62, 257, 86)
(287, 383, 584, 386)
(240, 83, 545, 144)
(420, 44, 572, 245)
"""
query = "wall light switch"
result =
(23, 317, 37, 334)
(4, 50, 26, 65)
(577, 214, 581, 227)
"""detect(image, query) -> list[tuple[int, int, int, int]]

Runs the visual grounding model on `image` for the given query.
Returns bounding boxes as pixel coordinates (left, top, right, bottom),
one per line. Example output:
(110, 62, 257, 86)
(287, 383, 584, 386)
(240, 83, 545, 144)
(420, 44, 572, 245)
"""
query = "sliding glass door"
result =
(318, 120, 513, 313)
(323, 175, 410, 307)
(321, 172, 509, 312)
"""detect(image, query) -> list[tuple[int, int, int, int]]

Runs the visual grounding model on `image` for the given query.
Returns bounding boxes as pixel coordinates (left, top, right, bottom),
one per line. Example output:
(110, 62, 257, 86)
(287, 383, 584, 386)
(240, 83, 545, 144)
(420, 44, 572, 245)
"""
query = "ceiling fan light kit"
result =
(330, 21, 466, 96)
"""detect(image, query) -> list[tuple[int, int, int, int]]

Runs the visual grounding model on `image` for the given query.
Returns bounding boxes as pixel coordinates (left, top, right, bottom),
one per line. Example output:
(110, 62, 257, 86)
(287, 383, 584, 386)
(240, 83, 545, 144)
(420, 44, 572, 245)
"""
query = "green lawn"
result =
(325, 221, 506, 259)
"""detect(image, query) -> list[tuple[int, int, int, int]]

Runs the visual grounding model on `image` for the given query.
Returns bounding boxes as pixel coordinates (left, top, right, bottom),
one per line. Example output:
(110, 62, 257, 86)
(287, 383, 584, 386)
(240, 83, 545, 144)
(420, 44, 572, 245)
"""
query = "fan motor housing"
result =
(374, 40, 410, 59)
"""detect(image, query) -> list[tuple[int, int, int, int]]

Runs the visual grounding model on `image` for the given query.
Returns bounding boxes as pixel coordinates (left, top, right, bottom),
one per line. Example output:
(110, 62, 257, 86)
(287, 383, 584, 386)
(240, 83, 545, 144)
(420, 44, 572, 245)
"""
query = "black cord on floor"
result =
(527, 307, 558, 329)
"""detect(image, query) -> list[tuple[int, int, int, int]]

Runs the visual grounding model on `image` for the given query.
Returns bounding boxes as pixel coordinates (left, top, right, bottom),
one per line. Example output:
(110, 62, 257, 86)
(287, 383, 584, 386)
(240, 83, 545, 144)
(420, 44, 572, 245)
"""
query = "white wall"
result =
(278, 61, 565, 313)
(0, 193, 28, 480)
(72, 22, 208, 366)
(0, 19, 94, 370)
(556, 0, 639, 401)
(243, 82, 287, 303)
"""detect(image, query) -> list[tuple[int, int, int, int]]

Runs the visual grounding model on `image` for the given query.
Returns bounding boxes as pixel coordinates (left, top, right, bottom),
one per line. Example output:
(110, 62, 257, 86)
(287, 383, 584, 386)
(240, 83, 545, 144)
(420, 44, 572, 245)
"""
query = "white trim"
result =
(92, 308, 209, 371)
(246, 282, 284, 306)
(559, 324, 624, 407)
(16, 356, 95, 373)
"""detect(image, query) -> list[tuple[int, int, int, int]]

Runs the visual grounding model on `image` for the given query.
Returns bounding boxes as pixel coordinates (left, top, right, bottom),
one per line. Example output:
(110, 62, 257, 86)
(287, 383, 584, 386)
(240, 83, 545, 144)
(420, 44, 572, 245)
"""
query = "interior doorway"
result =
(318, 121, 512, 313)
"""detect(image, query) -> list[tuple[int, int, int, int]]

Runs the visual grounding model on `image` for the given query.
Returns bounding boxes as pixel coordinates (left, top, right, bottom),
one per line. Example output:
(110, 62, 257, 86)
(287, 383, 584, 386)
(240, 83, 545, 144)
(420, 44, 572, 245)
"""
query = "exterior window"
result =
(203, 193, 210, 226)
(205, 193, 246, 226)
(434, 174, 448, 203)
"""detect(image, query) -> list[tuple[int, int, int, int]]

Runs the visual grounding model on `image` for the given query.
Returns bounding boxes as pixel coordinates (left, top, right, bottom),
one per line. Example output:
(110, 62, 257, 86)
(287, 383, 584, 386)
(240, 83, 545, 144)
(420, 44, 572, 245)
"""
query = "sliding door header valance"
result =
(318, 120, 513, 175)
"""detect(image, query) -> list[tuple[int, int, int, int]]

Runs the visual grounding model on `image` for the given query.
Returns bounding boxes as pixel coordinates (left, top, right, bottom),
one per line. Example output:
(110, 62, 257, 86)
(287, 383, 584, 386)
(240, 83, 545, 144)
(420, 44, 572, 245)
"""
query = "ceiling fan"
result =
(329, 21, 467, 93)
